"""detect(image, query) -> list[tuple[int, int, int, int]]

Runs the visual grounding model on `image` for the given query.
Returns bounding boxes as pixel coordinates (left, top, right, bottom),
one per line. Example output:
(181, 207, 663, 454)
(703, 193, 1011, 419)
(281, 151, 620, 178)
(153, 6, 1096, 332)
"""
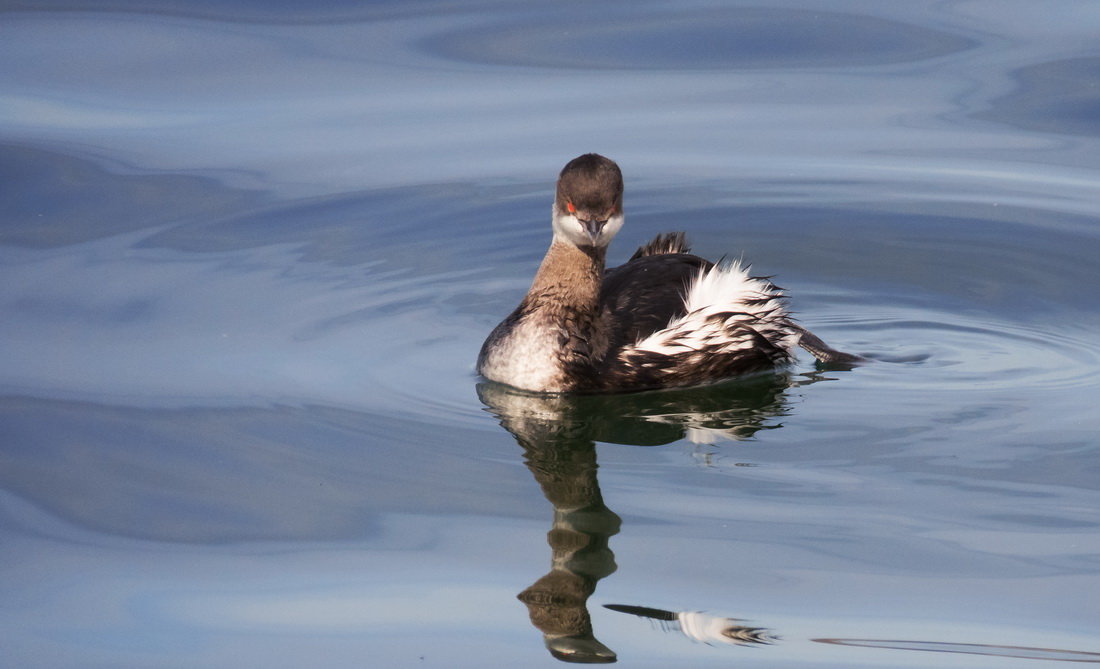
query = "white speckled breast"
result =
(478, 317, 568, 392)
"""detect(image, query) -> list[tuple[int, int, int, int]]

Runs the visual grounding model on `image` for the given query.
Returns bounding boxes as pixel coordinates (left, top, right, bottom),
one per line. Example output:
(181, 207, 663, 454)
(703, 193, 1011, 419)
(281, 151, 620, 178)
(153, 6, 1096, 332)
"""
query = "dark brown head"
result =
(552, 153, 624, 248)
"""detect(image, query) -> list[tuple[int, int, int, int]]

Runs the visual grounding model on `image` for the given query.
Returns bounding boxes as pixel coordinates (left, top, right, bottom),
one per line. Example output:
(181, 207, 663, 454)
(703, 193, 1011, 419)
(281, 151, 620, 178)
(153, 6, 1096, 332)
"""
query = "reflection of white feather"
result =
(606, 604, 774, 646)
(629, 261, 798, 357)
(642, 413, 773, 444)
(684, 426, 722, 445)
(676, 611, 773, 646)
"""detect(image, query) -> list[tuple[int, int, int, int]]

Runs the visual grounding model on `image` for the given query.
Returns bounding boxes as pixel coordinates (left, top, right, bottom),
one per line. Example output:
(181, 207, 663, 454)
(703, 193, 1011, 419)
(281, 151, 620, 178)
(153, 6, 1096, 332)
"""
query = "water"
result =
(2, 1, 1100, 667)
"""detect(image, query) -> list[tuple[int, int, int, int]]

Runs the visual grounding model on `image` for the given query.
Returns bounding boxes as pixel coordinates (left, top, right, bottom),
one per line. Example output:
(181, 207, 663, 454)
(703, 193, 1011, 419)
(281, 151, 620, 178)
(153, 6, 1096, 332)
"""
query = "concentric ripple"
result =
(820, 312, 1100, 392)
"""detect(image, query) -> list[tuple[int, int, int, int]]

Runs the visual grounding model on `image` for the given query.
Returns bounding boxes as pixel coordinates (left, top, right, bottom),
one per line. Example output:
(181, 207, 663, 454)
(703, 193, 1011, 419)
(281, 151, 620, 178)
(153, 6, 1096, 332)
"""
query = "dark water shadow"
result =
(0, 0, 430, 24)
(0, 397, 526, 543)
(423, 6, 976, 71)
(978, 57, 1100, 138)
(0, 143, 264, 248)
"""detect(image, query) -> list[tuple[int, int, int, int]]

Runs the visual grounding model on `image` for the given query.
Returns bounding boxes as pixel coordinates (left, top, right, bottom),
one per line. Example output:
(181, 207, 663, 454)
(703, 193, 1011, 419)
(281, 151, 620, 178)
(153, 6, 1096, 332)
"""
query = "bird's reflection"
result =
(479, 374, 1100, 666)
(513, 435, 620, 663)
(477, 373, 795, 662)
(479, 383, 623, 663)
(479, 371, 796, 448)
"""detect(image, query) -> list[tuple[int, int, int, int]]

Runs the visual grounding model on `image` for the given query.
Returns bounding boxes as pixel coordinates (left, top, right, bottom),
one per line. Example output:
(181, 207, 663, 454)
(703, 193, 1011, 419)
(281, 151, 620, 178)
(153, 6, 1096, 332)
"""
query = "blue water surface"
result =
(2, 1, 1100, 667)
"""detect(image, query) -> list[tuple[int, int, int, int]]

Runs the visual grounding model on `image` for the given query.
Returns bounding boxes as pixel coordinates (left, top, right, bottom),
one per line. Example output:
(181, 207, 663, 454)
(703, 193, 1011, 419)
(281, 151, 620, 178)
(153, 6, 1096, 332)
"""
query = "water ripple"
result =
(816, 638, 1100, 662)
(844, 315, 1100, 392)
(422, 7, 977, 70)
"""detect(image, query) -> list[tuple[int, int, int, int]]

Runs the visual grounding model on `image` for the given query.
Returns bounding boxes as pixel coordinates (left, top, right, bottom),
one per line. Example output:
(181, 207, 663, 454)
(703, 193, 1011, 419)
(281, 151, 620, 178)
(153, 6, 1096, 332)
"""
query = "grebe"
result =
(477, 153, 858, 393)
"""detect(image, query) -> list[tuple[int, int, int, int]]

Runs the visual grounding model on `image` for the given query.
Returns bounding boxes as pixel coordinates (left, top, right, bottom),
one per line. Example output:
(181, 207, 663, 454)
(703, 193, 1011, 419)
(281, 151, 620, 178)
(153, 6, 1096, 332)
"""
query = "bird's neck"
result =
(526, 240, 605, 313)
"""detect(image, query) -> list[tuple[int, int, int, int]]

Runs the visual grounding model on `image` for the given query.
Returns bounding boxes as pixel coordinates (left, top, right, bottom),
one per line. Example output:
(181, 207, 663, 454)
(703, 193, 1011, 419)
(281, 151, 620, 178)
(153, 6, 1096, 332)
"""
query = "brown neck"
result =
(526, 240, 605, 312)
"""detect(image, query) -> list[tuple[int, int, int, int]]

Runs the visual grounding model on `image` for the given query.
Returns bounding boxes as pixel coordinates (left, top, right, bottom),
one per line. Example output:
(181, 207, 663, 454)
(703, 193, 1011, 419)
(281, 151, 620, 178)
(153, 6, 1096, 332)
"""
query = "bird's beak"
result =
(582, 218, 606, 243)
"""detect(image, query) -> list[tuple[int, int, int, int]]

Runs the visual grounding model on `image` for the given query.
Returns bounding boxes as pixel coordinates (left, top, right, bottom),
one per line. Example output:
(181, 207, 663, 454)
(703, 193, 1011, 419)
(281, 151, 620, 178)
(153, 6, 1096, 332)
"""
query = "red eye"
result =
(566, 201, 576, 214)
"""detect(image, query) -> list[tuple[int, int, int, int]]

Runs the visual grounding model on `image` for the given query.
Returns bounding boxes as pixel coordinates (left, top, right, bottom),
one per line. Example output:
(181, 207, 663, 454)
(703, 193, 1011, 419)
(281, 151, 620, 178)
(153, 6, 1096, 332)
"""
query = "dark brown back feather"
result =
(601, 251, 711, 353)
(629, 231, 691, 260)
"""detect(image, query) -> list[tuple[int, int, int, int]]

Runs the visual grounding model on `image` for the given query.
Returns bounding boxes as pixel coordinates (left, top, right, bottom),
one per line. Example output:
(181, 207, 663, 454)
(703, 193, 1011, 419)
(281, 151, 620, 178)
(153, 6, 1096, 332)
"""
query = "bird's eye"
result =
(566, 201, 576, 214)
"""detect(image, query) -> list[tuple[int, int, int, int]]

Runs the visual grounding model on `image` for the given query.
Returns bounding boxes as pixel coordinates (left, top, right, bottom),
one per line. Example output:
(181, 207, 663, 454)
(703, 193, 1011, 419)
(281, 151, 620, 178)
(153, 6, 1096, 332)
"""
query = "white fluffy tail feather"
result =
(628, 261, 798, 356)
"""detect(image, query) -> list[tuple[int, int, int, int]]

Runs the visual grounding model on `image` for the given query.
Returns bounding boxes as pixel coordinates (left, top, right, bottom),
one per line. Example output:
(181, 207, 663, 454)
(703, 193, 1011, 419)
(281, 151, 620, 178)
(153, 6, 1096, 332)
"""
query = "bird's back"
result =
(591, 232, 797, 392)
(601, 251, 710, 352)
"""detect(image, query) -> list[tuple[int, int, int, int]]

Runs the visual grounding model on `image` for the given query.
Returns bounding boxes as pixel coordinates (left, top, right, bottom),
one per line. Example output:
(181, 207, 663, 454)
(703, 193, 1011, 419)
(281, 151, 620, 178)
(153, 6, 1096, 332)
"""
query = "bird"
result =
(477, 153, 858, 393)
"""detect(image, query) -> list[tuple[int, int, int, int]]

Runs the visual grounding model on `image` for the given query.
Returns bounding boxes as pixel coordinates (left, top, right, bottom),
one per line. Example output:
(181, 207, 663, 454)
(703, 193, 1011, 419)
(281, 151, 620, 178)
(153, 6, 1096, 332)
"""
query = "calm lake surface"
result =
(3, 1, 1100, 667)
